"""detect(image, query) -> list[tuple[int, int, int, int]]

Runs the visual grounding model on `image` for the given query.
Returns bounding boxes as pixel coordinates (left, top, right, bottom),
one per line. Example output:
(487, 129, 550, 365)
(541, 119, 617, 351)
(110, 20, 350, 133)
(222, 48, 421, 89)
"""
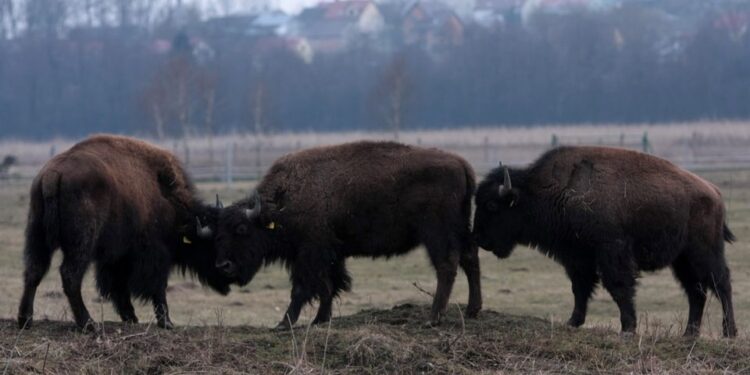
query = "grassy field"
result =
(1, 168, 750, 372)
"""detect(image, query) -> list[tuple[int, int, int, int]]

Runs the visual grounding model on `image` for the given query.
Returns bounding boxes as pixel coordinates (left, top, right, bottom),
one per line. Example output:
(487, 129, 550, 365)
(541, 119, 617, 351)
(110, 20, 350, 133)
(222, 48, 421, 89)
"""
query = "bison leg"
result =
(312, 281, 334, 326)
(707, 263, 737, 338)
(274, 283, 314, 331)
(152, 290, 173, 329)
(459, 242, 482, 319)
(564, 261, 599, 328)
(17, 229, 54, 330)
(59, 254, 95, 332)
(97, 263, 138, 324)
(312, 260, 351, 325)
(597, 244, 637, 334)
(426, 243, 460, 326)
(671, 254, 707, 337)
(18, 223, 52, 328)
(111, 286, 138, 324)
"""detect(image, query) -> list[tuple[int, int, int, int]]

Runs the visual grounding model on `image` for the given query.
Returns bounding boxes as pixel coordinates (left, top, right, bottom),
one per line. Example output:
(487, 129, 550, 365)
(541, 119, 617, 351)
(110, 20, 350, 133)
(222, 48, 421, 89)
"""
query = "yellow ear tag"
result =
(182, 236, 192, 244)
(266, 222, 276, 230)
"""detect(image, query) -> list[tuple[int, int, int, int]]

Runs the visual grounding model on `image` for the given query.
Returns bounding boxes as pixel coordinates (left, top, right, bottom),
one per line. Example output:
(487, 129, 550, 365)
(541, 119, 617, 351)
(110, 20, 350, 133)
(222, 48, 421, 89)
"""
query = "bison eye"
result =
(486, 200, 499, 212)
(236, 224, 248, 235)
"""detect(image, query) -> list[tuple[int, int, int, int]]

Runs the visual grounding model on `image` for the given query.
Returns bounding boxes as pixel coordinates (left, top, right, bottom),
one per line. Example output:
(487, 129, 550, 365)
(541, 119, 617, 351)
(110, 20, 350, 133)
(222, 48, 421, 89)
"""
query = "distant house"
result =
(472, 0, 524, 28)
(400, 1, 465, 51)
(290, 0, 386, 54)
(521, 0, 620, 24)
(714, 10, 750, 41)
(198, 10, 290, 39)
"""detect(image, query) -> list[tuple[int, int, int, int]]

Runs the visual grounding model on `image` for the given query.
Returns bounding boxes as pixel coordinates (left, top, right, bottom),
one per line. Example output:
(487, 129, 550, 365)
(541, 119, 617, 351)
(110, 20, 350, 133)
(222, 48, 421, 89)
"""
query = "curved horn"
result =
(503, 167, 512, 190)
(244, 190, 261, 220)
(498, 166, 512, 195)
(215, 194, 224, 209)
(196, 217, 213, 239)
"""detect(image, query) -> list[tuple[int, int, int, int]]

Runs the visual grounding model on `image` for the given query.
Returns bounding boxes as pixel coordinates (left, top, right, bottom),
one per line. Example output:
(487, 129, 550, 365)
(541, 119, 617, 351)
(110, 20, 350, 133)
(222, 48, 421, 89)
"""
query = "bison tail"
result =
(462, 159, 476, 214)
(723, 223, 737, 244)
(40, 171, 62, 250)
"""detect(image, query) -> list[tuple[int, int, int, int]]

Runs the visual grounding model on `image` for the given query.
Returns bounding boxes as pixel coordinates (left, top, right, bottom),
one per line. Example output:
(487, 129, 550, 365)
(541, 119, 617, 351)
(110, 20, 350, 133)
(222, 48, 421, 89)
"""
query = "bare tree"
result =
(250, 80, 268, 136)
(143, 33, 215, 165)
(198, 70, 217, 165)
(0, 0, 18, 38)
(373, 54, 412, 140)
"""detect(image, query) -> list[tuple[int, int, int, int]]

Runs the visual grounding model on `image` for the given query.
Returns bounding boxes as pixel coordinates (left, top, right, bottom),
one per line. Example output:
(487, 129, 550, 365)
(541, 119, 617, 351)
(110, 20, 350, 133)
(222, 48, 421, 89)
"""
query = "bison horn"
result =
(244, 191, 261, 220)
(503, 167, 512, 190)
(215, 194, 224, 209)
(498, 166, 512, 195)
(196, 217, 212, 239)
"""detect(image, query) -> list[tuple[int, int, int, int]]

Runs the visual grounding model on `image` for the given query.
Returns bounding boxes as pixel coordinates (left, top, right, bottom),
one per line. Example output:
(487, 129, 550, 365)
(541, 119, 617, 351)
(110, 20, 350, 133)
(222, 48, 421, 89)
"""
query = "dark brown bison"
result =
(17, 135, 232, 331)
(473, 146, 737, 337)
(212, 141, 481, 329)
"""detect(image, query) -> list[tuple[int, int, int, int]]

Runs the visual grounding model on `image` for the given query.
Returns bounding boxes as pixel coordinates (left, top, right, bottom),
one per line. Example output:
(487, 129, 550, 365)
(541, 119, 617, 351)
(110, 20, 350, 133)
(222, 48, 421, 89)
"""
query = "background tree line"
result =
(1, 0, 750, 139)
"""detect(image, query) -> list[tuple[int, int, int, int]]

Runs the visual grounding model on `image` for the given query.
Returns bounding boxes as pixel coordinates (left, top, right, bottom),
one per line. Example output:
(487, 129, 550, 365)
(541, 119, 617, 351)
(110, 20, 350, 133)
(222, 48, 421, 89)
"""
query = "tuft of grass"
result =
(1, 304, 749, 374)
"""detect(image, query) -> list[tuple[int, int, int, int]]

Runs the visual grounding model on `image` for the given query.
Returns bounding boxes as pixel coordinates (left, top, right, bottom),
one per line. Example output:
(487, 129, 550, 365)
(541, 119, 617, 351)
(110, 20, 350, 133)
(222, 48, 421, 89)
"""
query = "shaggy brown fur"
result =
(18, 135, 231, 331)
(474, 146, 737, 337)
(215, 141, 481, 329)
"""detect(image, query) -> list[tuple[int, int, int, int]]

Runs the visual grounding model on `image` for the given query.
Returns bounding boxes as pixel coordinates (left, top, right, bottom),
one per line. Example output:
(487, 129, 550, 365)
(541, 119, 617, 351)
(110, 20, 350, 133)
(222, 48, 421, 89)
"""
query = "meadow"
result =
(1, 126, 750, 372)
(1, 172, 750, 372)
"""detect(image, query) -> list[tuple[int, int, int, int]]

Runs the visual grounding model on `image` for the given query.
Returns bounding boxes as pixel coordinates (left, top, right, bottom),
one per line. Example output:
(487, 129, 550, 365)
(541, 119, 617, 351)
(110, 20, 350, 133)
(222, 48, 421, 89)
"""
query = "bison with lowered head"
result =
(18, 135, 232, 331)
(214, 141, 482, 329)
(473, 146, 737, 337)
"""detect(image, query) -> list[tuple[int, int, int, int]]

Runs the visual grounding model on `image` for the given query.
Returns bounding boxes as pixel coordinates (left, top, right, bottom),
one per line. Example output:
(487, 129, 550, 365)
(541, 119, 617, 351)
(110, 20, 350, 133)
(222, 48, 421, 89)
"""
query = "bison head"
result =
(177, 195, 234, 295)
(215, 191, 268, 286)
(473, 164, 523, 258)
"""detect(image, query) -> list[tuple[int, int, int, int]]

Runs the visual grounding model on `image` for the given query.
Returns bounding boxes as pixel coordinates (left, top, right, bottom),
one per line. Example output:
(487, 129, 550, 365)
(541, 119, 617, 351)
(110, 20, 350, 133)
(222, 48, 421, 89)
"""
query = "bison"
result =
(473, 146, 737, 337)
(17, 135, 232, 331)
(213, 141, 482, 329)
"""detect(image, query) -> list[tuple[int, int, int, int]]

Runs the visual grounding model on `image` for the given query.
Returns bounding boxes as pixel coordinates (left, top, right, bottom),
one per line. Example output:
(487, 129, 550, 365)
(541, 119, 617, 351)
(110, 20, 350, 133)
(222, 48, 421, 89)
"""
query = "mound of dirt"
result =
(0, 304, 748, 373)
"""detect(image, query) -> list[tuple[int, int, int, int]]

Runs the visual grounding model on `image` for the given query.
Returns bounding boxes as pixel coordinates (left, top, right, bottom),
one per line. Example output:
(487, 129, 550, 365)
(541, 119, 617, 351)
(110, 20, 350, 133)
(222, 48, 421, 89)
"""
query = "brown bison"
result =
(473, 146, 737, 337)
(18, 135, 232, 331)
(212, 141, 482, 329)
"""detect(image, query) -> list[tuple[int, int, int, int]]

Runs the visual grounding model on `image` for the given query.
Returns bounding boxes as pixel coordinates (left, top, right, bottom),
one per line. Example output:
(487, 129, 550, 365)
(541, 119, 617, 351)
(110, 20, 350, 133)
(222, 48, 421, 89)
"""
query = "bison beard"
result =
(17, 135, 232, 331)
(215, 141, 482, 329)
(474, 146, 738, 337)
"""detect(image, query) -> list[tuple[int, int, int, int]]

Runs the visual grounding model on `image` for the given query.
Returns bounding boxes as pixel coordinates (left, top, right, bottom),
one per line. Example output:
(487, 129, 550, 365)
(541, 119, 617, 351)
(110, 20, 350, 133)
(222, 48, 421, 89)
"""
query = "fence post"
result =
(483, 136, 489, 163)
(642, 132, 650, 153)
(183, 143, 190, 167)
(225, 142, 234, 188)
(49, 145, 56, 158)
(551, 134, 558, 148)
(619, 133, 625, 146)
(255, 141, 262, 180)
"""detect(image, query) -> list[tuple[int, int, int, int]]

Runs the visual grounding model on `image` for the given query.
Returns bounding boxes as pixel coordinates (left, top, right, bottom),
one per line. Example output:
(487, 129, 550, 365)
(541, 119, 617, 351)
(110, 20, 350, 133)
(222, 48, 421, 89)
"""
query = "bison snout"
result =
(215, 260, 236, 275)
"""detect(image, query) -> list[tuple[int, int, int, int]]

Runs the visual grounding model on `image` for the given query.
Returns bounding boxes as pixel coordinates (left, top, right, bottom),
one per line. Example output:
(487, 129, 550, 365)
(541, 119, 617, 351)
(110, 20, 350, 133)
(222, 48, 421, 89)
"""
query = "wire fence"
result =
(2, 128, 750, 188)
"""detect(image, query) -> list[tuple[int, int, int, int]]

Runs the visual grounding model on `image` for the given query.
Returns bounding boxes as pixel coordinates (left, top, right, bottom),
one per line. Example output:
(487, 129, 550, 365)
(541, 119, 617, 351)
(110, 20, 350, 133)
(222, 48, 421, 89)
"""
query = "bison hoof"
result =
(422, 319, 441, 329)
(682, 325, 700, 338)
(78, 320, 100, 334)
(465, 308, 480, 319)
(272, 322, 293, 332)
(17, 316, 33, 330)
(311, 318, 330, 326)
(158, 320, 174, 330)
(724, 326, 738, 338)
(567, 316, 585, 328)
(619, 331, 636, 340)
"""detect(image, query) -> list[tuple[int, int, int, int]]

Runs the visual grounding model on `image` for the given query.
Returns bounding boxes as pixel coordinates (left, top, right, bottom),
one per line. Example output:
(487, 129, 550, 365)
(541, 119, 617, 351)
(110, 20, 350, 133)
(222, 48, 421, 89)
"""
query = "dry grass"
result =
(2, 304, 750, 374)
